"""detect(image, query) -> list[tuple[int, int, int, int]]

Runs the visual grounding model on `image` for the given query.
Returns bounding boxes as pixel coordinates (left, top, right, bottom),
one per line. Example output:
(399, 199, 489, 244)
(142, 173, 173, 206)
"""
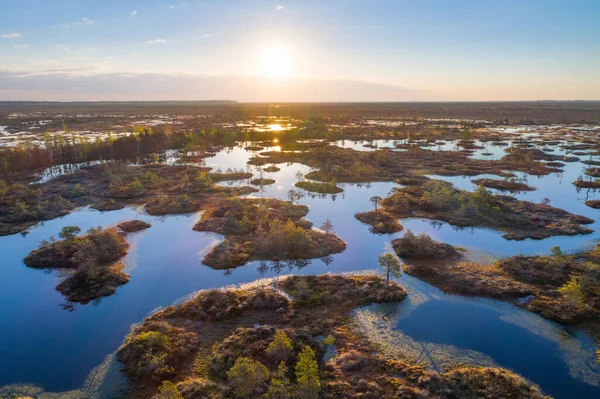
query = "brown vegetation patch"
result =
(471, 178, 535, 192)
(366, 180, 593, 240)
(392, 230, 463, 260)
(118, 220, 152, 233)
(24, 227, 131, 303)
(355, 211, 403, 234)
(193, 198, 346, 269)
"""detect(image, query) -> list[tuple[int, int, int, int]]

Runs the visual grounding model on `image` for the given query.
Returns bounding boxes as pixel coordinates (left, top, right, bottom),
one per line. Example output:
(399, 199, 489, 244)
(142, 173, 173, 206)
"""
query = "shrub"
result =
(226, 357, 269, 398)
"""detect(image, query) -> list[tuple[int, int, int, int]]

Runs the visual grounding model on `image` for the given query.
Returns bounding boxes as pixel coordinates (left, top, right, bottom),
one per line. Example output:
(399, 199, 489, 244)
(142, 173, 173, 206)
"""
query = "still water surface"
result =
(1, 141, 599, 398)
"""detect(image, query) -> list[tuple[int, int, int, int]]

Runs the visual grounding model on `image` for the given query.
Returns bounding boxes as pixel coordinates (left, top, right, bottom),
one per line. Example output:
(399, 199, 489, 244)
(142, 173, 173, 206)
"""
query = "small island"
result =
(250, 178, 276, 186)
(357, 180, 593, 240)
(263, 165, 281, 173)
(0, 163, 259, 236)
(118, 220, 152, 233)
(24, 226, 130, 303)
(398, 234, 600, 328)
(471, 178, 535, 192)
(392, 229, 463, 259)
(294, 180, 343, 194)
(116, 274, 545, 399)
(193, 198, 346, 269)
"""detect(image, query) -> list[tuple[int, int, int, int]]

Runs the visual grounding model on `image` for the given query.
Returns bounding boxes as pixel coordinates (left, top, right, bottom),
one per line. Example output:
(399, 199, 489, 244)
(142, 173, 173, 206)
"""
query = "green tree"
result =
(378, 252, 402, 283)
(370, 196, 382, 214)
(157, 381, 183, 399)
(59, 225, 81, 241)
(264, 362, 293, 399)
(558, 275, 585, 311)
(266, 330, 293, 364)
(295, 346, 320, 399)
(227, 357, 269, 398)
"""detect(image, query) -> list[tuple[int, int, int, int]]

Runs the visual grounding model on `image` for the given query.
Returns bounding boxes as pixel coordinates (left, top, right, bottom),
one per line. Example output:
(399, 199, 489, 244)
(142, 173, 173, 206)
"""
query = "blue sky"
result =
(1, 0, 599, 101)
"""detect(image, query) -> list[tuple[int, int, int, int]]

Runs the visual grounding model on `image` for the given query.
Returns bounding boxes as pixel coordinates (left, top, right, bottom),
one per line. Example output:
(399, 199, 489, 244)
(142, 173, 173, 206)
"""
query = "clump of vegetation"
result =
(0, 179, 74, 236)
(24, 226, 130, 303)
(471, 178, 535, 192)
(404, 243, 600, 326)
(361, 180, 593, 240)
(25, 225, 128, 269)
(392, 230, 463, 259)
(193, 198, 346, 269)
(355, 196, 403, 233)
(0, 162, 257, 236)
(117, 321, 200, 381)
(250, 178, 276, 186)
(264, 165, 281, 173)
(294, 180, 343, 194)
(118, 220, 152, 233)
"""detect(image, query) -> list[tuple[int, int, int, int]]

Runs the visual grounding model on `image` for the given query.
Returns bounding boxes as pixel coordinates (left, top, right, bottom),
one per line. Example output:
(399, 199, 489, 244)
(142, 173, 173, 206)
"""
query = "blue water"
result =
(356, 273, 600, 399)
(1, 140, 599, 398)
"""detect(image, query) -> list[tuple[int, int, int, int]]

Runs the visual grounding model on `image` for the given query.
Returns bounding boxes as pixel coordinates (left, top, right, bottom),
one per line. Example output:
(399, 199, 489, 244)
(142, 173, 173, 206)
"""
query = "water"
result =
(1, 140, 599, 398)
(354, 274, 600, 399)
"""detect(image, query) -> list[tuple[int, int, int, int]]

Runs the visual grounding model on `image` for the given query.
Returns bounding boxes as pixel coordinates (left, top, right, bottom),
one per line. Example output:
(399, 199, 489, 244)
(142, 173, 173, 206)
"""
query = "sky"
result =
(0, 0, 599, 101)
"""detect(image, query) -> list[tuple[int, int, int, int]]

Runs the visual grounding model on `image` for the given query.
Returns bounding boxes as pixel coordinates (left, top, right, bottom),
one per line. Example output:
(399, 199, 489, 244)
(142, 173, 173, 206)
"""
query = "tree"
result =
(264, 362, 293, 399)
(266, 330, 293, 364)
(227, 357, 269, 398)
(156, 381, 183, 399)
(378, 252, 402, 283)
(295, 346, 320, 399)
(558, 275, 585, 311)
(370, 196, 382, 214)
(287, 189, 304, 205)
(320, 219, 334, 235)
(59, 225, 81, 241)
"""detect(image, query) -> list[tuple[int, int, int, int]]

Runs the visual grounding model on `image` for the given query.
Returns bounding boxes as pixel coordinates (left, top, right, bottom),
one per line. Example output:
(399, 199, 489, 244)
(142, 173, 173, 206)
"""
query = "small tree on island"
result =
(320, 219, 334, 235)
(378, 252, 402, 283)
(295, 346, 320, 399)
(287, 189, 304, 204)
(370, 196, 382, 215)
(558, 275, 585, 311)
(59, 225, 81, 241)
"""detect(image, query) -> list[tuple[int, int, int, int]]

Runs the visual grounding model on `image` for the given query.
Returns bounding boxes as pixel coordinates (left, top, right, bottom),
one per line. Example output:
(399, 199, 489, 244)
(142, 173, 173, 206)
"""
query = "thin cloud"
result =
(2, 33, 22, 39)
(13, 44, 29, 48)
(131, 10, 138, 16)
(276, 5, 285, 10)
(57, 18, 95, 28)
(54, 44, 73, 51)
(148, 39, 167, 44)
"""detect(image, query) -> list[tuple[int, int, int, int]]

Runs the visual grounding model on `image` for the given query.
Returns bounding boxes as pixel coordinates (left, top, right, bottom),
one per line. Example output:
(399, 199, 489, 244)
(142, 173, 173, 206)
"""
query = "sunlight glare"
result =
(260, 45, 292, 79)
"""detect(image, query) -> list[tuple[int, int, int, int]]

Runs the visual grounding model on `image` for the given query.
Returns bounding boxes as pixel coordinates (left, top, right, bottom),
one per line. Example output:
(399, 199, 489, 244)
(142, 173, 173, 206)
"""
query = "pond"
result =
(1, 139, 599, 398)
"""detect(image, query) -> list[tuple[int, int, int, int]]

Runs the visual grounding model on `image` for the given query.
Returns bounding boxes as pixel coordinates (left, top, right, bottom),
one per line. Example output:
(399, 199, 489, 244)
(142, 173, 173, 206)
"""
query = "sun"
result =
(260, 45, 292, 79)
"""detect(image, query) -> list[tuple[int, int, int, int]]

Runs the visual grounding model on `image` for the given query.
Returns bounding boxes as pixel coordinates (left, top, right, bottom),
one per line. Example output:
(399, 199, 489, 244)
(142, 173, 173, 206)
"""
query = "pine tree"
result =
(227, 357, 269, 398)
(264, 362, 293, 399)
(320, 219, 334, 235)
(295, 346, 320, 399)
(266, 330, 293, 364)
(378, 252, 402, 283)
